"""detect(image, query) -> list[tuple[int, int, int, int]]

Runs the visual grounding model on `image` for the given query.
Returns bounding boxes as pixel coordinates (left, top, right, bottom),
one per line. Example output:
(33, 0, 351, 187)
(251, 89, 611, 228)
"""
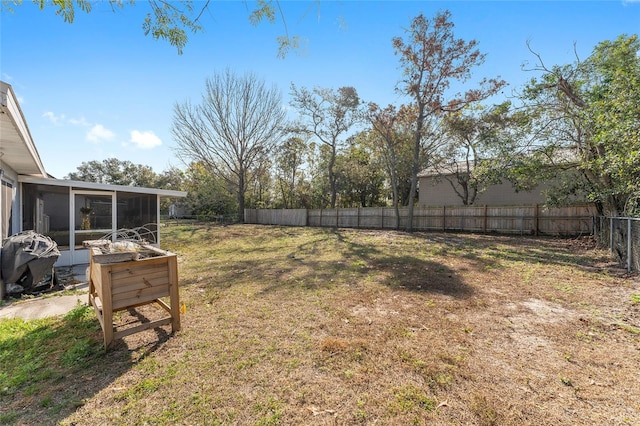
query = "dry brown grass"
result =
(3, 224, 639, 425)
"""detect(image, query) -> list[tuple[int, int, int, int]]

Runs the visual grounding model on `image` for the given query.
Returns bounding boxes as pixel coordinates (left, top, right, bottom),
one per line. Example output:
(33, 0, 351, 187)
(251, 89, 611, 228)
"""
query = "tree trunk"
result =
(388, 151, 401, 230)
(328, 144, 337, 208)
(406, 171, 418, 232)
(406, 104, 425, 232)
(391, 173, 400, 230)
(237, 173, 245, 222)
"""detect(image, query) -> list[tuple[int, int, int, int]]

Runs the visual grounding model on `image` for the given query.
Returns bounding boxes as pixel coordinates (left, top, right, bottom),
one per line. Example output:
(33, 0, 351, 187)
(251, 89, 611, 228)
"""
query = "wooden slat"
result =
(113, 317, 172, 340)
(156, 298, 172, 314)
(110, 272, 171, 295)
(89, 294, 104, 329)
(112, 299, 161, 312)
(112, 288, 171, 310)
(108, 258, 170, 280)
(167, 256, 181, 332)
(112, 283, 170, 302)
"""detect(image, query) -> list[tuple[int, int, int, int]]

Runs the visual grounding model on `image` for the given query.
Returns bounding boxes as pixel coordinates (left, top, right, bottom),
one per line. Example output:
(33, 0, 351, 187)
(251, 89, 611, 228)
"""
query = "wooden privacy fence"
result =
(245, 204, 596, 236)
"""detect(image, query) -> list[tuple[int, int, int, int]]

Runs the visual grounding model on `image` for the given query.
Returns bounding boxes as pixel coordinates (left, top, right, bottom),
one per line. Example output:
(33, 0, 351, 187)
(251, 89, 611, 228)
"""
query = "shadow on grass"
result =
(414, 232, 614, 271)
(336, 229, 474, 298)
(0, 303, 172, 426)
(202, 227, 476, 299)
(175, 226, 616, 306)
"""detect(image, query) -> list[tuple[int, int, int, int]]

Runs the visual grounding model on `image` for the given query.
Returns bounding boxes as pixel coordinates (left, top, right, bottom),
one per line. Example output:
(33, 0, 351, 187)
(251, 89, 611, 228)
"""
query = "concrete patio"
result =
(0, 264, 89, 320)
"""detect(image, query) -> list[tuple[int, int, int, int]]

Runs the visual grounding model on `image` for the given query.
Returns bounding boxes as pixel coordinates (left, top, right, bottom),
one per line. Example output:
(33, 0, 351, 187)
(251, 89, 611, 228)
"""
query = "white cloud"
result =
(129, 130, 162, 149)
(68, 116, 90, 126)
(43, 111, 88, 127)
(43, 111, 66, 125)
(86, 124, 115, 143)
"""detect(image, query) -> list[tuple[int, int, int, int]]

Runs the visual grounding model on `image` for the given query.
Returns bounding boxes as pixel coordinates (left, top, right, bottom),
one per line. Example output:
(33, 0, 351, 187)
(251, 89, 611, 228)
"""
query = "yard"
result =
(1, 224, 639, 425)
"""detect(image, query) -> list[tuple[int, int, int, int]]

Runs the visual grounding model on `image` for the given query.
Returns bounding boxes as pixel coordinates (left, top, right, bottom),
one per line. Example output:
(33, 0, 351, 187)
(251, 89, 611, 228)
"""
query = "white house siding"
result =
(419, 176, 549, 207)
(0, 163, 18, 241)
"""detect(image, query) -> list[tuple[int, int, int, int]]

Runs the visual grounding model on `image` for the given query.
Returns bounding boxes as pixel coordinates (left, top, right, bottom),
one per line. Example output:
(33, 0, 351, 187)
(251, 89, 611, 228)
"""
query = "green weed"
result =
(617, 323, 640, 335)
(471, 394, 499, 425)
(389, 385, 436, 414)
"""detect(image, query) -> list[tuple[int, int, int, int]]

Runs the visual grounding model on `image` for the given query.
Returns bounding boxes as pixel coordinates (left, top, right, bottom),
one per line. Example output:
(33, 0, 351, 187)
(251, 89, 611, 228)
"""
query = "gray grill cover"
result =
(1, 231, 60, 289)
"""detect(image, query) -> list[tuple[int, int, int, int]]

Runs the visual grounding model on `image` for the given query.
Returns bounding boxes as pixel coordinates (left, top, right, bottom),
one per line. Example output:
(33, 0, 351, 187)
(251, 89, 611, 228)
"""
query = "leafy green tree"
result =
(246, 158, 274, 209)
(290, 85, 360, 208)
(392, 11, 505, 231)
(517, 34, 640, 216)
(4, 0, 203, 54)
(66, 158, 158, 187)
(182, 161, 236, 217)
(155, 166, 186, 214)
(4, 0, 304, 56)
(303, 142, 332, 209)
(156, 166, 185, 191)
(274, 136, 309, 208)
(434, 102, 527, 205)
(334, 137, 386, 208)
(172, 69, 287, 222)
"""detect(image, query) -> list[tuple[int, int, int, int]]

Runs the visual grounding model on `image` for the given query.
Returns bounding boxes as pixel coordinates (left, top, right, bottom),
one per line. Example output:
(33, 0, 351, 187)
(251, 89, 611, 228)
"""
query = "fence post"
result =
(443, 206, 446, 232)
(357, 207, 360, 229)
(336, 208, 339, 229)
(534, 204, 539, 236)
(627, 218, 632, 272)
(483, 205, 487, 233)
(610, 217, 614, 255)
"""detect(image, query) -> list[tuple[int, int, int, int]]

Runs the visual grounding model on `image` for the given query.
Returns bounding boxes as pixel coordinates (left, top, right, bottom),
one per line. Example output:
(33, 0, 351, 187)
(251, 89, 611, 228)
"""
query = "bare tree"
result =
(172, 69, 286, 222)
(290, 84, 360, 208)
(393, 11, 505, 231)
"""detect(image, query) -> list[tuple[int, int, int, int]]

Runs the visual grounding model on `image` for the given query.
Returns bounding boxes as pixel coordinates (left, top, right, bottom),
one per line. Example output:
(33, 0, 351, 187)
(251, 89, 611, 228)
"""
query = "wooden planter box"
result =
(86, 242, 181, 349)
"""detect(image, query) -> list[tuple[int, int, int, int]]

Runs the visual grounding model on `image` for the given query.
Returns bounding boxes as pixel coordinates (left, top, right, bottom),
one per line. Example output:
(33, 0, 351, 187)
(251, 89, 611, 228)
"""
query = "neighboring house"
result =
(418, 162, 552, 207)
(0, 81, 186, 276)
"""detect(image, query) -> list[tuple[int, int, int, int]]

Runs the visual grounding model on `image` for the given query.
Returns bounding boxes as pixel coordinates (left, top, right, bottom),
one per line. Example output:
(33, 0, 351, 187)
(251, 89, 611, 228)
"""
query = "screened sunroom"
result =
(18, 176, 186, 266)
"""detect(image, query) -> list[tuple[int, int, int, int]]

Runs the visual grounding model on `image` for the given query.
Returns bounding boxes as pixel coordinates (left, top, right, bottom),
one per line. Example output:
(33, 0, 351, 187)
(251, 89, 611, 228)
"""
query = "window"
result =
(22, 183, 70, 250)
(73, 192, 114, 249)
(117, 192, 158, 243)
(1, 180, 13, 240)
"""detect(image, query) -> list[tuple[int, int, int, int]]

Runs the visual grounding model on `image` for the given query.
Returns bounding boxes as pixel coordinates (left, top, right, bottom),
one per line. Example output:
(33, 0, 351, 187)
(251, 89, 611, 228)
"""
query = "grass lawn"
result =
(1, 224, 639, 425)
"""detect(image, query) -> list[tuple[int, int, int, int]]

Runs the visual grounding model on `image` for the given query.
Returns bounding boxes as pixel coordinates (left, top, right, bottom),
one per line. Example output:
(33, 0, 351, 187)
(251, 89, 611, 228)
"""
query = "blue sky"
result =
(1, 1, 638, 179)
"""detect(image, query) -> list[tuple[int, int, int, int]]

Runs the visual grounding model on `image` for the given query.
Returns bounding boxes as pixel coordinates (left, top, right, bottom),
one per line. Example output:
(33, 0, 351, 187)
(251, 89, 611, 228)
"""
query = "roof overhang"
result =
(18, 175, 187, 198)
(0, 82, 47, 176)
